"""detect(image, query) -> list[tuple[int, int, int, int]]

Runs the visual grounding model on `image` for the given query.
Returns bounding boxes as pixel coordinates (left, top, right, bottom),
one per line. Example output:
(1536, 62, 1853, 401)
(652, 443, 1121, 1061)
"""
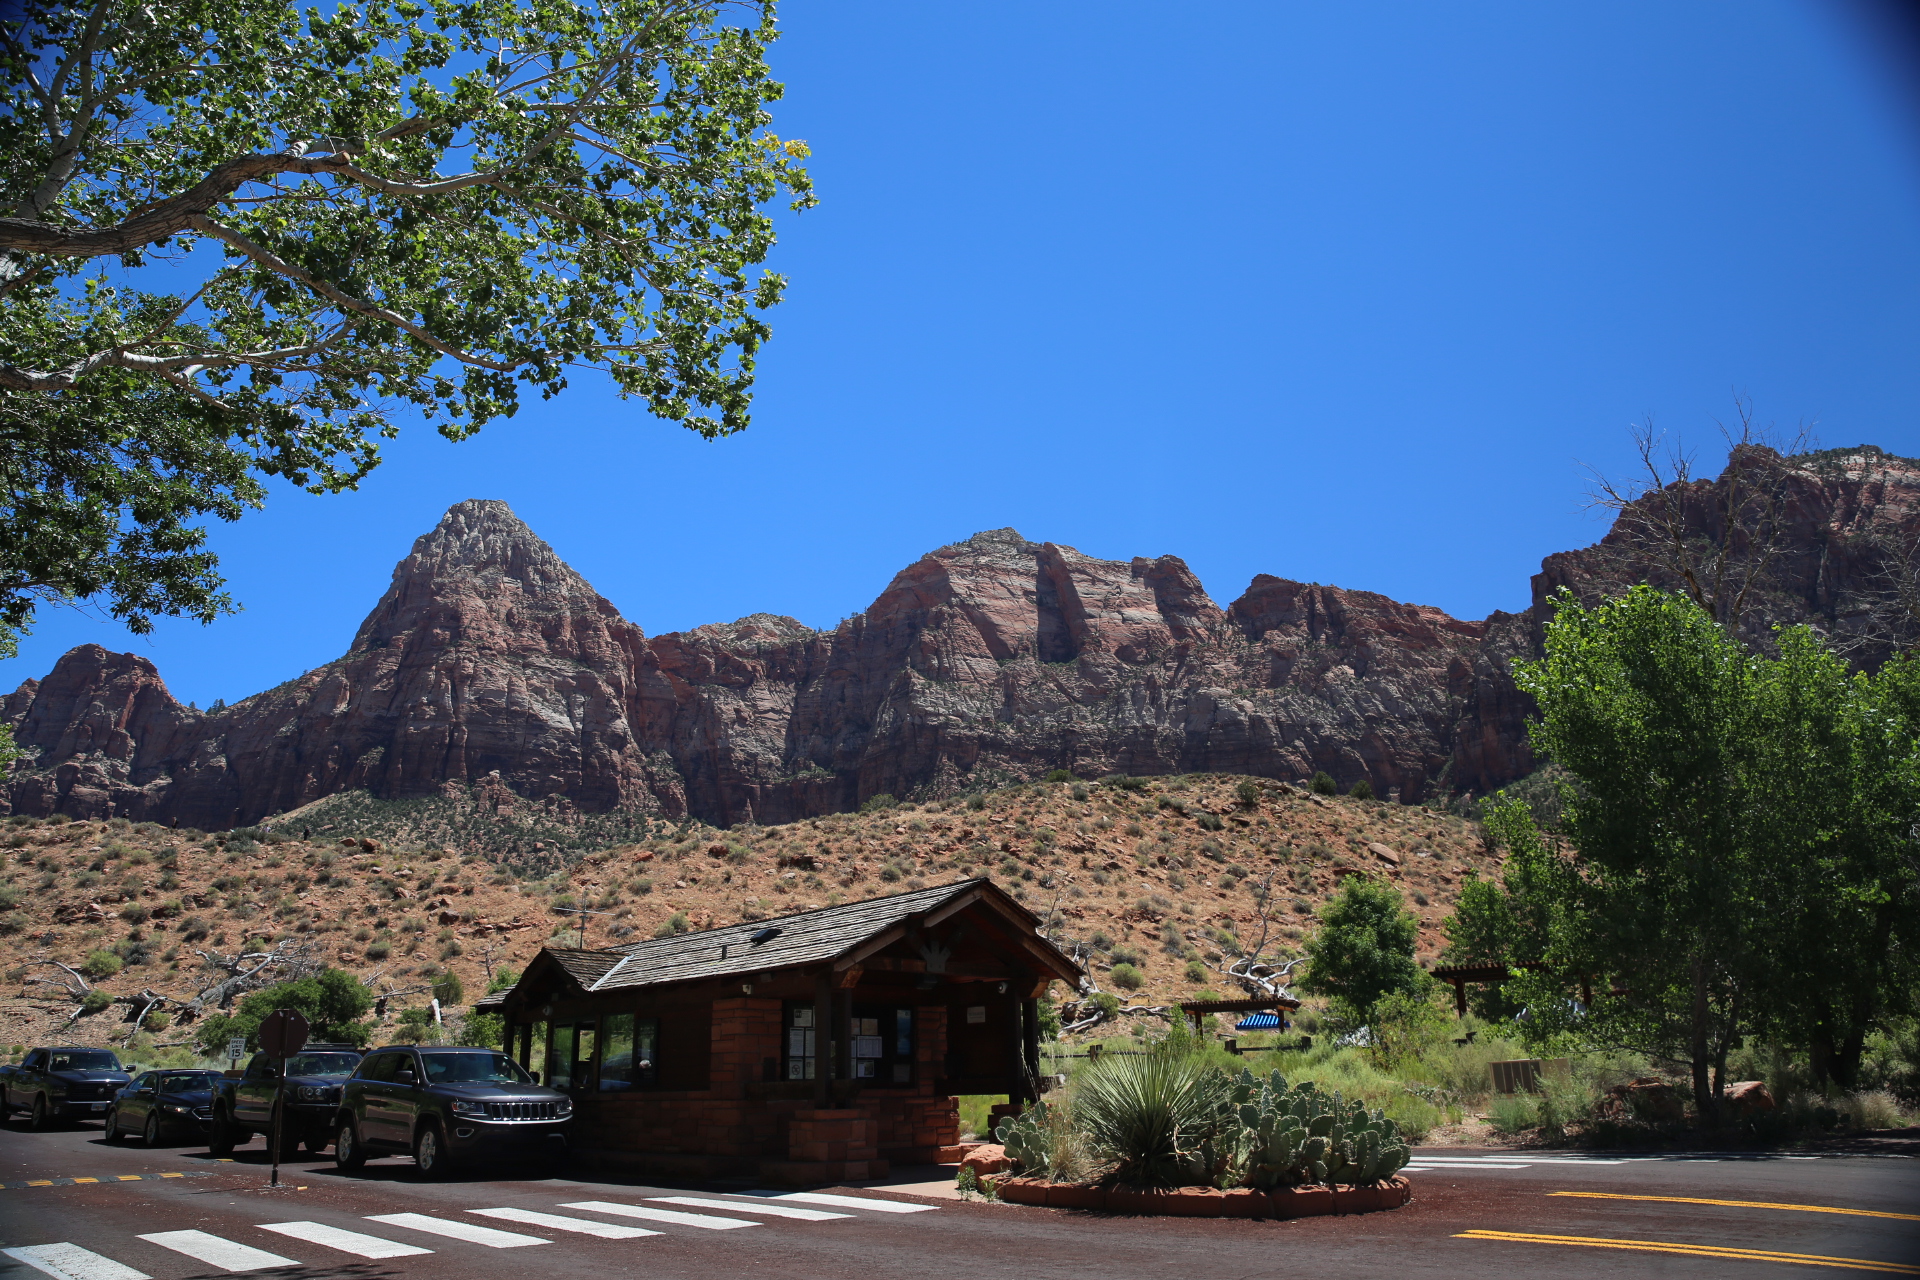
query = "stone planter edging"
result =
(989, 1175, 1411, 1217)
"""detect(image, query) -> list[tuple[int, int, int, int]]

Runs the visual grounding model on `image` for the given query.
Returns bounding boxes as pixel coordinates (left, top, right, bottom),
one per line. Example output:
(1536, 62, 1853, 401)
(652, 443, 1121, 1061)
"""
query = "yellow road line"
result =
(115, 1176, 140, 1182)
(26, 1181, 50, 1187)
(1456, 1230, 1920, 1275)
(1550, 1191, 1920, 1223)
(158, 1172, 182, 1178)
(70, 1178, 97, 1184)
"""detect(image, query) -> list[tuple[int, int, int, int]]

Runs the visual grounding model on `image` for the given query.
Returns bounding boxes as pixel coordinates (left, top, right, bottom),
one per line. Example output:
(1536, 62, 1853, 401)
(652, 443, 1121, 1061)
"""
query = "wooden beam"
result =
(835, 964, 864, 990)
(833, 924, 906, 971)
(923, 888, 985, 928)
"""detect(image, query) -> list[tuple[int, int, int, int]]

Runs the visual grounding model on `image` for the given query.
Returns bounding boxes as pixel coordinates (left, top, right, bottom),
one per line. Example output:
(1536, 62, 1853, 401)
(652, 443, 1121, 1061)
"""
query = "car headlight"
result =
(555, 1098, 573, 1118)
(450, 1099, 488, 1117)
(164, 1103, 192, 1114)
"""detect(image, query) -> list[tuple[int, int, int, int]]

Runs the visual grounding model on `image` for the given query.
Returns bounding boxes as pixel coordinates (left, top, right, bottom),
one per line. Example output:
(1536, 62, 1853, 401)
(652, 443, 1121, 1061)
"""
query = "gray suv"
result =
(332, 1046, 571, 1177)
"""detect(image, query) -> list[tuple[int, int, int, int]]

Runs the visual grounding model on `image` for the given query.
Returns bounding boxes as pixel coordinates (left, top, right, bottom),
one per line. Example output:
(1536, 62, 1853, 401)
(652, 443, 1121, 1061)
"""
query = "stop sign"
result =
(258, 1008, 309, 1058)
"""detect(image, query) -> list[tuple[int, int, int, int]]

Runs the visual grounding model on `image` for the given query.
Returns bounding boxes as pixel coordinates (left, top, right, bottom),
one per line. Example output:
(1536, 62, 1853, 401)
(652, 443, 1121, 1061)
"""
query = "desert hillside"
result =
(0, 773, 1498, 1055)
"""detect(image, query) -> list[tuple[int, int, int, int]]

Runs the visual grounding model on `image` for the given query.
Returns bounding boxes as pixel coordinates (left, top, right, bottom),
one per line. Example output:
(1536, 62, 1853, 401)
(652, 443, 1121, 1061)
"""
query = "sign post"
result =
(257, 1009, 309, 1189)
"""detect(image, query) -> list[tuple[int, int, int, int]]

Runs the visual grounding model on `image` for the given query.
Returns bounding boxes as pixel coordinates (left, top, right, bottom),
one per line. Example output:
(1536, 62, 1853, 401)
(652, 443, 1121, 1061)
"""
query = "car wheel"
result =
(207, 1112, 237, 1156)
(412, 1123, 455, 1179)
(334, 1120, 366, 1171)
(142, 1113, 162, 1148)
(28, 1094, 48, 1130)
(303, 1132, 331, 1155)
(103, 1108, 122, 1142)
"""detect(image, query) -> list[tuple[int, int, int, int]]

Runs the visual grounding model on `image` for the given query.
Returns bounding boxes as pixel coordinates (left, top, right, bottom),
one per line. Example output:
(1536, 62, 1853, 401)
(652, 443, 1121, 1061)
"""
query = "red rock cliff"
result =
(10, 447, 1916, 828)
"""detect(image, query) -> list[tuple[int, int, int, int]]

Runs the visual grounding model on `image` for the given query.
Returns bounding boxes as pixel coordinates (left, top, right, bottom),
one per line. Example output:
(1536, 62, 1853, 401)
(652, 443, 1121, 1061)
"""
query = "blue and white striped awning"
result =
(1235, 1013, 1284, 1030)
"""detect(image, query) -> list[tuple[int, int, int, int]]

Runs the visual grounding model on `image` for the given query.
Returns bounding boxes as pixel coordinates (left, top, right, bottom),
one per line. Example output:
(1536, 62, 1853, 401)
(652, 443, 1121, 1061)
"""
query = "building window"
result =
(599, 1014, 659, 1090)
(784, 1003, 816, 1080)
(547, 1020, 597, 1092)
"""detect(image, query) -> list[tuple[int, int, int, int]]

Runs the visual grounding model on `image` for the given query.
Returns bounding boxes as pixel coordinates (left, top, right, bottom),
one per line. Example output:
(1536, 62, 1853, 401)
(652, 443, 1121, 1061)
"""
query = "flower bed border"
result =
(988, 1176, 1412, 1217)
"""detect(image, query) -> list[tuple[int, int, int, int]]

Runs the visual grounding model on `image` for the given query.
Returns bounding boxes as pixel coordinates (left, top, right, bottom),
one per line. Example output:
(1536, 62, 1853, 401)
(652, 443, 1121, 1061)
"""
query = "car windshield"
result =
(159, 1073, 221, 1095)
(420, 1053, 532, 1085)
(283, 1053, 360, 1077)
(48, 1051, 120, 1071)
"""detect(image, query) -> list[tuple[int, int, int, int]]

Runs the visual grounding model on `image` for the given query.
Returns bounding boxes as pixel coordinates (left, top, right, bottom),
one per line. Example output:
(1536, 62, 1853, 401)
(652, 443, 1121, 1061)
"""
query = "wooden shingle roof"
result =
(492, 877, 1081, 1002)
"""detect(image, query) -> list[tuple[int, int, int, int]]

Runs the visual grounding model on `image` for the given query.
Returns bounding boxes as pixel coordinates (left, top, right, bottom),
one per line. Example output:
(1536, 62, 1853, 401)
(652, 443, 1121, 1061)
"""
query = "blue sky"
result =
(6, 0, 1920, 709)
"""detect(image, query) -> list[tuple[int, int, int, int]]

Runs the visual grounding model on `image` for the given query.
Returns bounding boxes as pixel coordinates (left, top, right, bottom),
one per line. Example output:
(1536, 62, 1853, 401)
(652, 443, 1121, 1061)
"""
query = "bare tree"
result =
(1583, 402, 1814, 637)
(186, 938, 320, 1012)
(22, 958, 92, 999)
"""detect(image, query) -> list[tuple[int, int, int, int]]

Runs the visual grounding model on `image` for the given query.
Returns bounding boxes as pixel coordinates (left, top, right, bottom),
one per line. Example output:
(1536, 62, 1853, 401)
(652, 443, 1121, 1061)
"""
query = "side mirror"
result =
(394, 1068, 416, 1085)
(529, 1071, 541, 1084)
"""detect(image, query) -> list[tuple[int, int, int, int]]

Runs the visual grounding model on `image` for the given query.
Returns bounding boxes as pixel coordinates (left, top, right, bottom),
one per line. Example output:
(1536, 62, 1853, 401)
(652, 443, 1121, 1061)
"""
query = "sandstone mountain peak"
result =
(11, 448, 1920, 832)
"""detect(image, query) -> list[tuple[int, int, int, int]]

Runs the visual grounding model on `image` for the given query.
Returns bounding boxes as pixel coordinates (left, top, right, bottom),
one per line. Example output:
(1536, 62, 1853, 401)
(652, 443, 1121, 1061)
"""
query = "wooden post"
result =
(1021, 995, 1040, 1100)
(832, 988, 852, 1102)
(1451, 977, 1468, 1017)
(813, 970, 832, 1105)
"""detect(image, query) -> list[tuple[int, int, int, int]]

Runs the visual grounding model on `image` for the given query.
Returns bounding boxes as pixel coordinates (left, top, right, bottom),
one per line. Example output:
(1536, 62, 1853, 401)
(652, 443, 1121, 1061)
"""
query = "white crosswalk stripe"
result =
(3, 1244, 150, 1280)
(647, 1196, 848, 1221)
(254, 1222, 432, 1259)
(742, 1191, 937, 1213)
(364, 1214, 547, 1248)
(1404, 1162, 1532, 1170)
(559, 1201, 757, 1230)
(467, 1208, 661, 1239)
(136, 1231, 298, 1272)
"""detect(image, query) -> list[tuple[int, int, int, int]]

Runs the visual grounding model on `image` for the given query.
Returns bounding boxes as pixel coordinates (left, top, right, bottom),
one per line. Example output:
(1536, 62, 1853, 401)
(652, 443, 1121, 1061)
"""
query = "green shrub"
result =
(80, 950, 122, 979)
(1348, 779, 1374, 801)
(79, 989, 113, 1014)
(1488, 1093, 1536, 1134)
(1184, 959, 1208, 983)
(1383, 1092, 1441, 1143)
(1110, 963, 1144, 991)
(1310, 772, 1337, 796)
(1044, 769, 1074, 783)
(858, 793, 897, 814)
(1196, 812, 1224, 831)
(1091, 992, 1122, 1018)
(655, 911, 691, 938)
(1102, 775, 1150, 792)
(1236, 780, 1260, 807)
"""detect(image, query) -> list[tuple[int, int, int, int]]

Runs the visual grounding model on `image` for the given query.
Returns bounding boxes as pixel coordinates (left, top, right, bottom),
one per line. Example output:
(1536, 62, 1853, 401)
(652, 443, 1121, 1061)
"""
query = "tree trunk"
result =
(1690, 957, 1718, 1128)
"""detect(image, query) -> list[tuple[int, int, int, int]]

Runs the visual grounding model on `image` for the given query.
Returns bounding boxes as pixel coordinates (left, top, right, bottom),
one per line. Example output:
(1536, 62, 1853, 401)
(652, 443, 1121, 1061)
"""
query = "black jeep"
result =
(210, 1044, 364, 1156)
(332, 1046, 571, 1177)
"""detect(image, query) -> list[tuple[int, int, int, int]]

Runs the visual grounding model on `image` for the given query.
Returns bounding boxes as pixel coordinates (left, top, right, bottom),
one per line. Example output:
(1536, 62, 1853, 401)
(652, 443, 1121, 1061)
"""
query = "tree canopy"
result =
(0, 0, 811, 648)
(1458, 586, 1920, 1121)
(193, 968, 374, 1054)
(1300, 877, 1427, 1023)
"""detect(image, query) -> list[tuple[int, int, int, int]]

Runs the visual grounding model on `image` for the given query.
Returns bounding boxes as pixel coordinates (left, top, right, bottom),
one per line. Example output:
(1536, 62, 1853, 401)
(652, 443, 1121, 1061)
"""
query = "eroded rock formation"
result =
(9, 445, 1918, 829)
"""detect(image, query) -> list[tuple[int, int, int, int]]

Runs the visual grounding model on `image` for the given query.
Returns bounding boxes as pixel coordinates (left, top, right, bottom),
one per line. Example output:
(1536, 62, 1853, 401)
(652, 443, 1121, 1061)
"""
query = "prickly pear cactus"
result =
(994, 1100, 1051, 1177)
(1223, 1068, 1408, 1188)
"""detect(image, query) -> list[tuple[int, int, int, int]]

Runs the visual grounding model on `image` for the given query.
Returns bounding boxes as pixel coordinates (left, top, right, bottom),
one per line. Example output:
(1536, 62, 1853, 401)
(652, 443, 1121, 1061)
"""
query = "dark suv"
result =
(332, 1046, 571, 1177)
(211, 1044, 363, 1156)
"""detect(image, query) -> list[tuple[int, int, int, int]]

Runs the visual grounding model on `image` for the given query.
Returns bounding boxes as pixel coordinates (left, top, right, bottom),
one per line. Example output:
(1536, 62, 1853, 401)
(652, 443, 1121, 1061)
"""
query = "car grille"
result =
(68, 1083, 114, 1100)
(482, 1101, 561, 1121)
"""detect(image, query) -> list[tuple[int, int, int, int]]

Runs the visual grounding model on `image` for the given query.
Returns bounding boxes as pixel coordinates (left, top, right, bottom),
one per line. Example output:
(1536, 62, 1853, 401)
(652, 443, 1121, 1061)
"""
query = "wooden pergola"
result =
(1429, 961, 1577, 1016)
(1177, 995, 1301, 1031)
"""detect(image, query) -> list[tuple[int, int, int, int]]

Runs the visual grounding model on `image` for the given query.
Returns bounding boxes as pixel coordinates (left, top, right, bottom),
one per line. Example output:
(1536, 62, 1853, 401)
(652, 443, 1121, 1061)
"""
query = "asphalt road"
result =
(0, 1117, 1915, 1279)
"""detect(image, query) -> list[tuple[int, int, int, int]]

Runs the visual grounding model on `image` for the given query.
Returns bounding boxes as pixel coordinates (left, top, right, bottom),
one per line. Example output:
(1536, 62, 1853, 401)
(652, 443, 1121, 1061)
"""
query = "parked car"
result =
(0, 1046, 131, 1127)
(210, 1043, 364, 1156)
(332, 1045, 572, 1177)
(104, 1069, 224, 1147)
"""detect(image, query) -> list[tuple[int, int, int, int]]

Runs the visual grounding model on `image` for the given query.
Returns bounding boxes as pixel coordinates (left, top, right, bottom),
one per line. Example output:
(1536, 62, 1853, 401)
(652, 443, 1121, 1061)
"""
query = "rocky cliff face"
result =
(9, 447, 1918, 830)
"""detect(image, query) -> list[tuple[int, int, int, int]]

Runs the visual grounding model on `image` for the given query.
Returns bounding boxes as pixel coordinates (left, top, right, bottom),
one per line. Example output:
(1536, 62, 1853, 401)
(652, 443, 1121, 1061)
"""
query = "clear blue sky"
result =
(6, 0, 1920, 709)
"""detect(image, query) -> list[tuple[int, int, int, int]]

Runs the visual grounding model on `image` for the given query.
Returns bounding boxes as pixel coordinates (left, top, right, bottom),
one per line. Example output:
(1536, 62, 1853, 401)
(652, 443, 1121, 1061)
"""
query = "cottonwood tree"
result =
(0, 0, 811, 648)
(1486, 588, 1920, 1120)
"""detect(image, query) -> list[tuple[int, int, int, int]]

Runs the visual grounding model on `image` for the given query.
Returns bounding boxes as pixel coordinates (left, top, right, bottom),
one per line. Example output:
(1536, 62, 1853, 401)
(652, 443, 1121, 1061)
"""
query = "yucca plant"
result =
(1073, 1051, 1235, 1187)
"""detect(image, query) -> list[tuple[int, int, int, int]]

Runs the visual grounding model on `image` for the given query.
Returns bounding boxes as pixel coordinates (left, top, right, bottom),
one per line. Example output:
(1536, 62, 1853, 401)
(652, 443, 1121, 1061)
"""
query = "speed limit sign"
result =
(227, 1036, 246, 1062)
